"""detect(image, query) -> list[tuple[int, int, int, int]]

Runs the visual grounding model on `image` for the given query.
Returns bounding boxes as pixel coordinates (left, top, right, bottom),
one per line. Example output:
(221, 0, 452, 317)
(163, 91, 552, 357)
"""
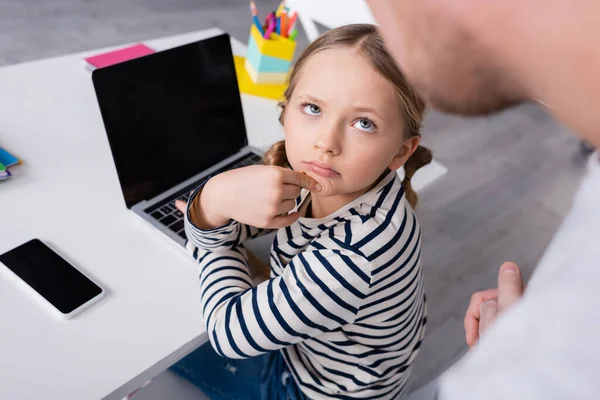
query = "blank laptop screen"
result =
(92, 34, 247, 208)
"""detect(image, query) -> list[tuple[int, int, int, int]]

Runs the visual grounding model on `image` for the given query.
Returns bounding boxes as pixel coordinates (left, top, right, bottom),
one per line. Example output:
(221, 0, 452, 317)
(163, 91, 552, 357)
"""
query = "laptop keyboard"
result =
(145, 152, 263, 239)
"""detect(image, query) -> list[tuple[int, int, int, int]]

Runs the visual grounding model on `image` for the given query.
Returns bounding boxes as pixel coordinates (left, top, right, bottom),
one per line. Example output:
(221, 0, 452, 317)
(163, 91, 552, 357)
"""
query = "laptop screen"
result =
(92, 34, 248, 209)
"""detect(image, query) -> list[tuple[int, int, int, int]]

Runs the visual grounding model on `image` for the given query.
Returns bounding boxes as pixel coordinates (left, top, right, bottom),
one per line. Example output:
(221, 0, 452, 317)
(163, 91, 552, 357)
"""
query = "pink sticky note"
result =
(84, 44, 155, 70)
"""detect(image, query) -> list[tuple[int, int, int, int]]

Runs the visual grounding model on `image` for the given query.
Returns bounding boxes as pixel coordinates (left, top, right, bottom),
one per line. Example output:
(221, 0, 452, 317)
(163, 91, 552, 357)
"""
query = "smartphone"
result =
(0, 239, 104, 319)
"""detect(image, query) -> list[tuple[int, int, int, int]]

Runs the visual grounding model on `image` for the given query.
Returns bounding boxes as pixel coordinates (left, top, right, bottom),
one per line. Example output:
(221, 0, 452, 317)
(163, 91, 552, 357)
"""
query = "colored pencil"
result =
(287, 11, 297, 36)
(250, 1, 259, 16)
(250, 1, 264, 35)
(275, 1, 285, 17)
(264, 12, 274, 31)
(264, 14, 276, 38)
(253, 16, 264, 35)
(281, 10, 288, 37)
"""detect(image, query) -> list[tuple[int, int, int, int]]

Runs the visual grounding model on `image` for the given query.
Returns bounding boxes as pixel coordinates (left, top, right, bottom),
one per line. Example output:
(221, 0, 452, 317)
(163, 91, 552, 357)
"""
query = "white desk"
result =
(0, 28, 284, 400)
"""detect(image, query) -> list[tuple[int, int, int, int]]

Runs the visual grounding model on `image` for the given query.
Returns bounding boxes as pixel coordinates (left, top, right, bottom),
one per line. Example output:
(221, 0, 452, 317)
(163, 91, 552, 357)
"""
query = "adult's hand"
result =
(464, 262, 525, 348)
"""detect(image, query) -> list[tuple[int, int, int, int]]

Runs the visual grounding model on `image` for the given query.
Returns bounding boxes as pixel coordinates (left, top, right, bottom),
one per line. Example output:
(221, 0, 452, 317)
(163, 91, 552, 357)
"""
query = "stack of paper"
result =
(0, 147, 20, 181)
(0, 163, 8, 180)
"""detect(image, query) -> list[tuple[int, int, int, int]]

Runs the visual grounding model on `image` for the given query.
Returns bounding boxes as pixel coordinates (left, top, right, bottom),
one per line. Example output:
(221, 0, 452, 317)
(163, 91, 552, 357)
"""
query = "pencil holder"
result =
(245, 24, 297, 85)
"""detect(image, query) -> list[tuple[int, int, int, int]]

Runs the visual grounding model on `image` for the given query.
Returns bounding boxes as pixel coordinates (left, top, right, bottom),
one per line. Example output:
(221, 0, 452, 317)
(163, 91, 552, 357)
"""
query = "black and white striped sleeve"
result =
(184, 184, 273, 252)
(193, 243, 372, 359)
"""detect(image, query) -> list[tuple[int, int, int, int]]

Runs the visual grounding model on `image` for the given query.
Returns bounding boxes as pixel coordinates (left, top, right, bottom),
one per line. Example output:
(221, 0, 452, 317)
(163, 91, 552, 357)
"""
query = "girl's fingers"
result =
(280, 168, 322, 192)
(281, 184, 303, 200)
(175, 199, 187, 213)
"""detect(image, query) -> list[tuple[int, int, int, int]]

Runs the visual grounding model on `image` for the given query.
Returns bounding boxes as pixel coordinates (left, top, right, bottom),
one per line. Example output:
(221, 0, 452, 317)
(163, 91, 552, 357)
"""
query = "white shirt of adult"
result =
(439, 154, 600, 399)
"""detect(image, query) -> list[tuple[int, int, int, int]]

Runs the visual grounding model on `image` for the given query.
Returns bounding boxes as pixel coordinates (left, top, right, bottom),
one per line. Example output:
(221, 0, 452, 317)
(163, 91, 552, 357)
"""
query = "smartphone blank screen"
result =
(0, 239, 102, 314)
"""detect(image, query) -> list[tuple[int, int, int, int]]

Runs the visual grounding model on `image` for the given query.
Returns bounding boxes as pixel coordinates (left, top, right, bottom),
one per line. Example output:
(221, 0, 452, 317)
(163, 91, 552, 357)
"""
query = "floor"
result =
(1, 0, 591, 397)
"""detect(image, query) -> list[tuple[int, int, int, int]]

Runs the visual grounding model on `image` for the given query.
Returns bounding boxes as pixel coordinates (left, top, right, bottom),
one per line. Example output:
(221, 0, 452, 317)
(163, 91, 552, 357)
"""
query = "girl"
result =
(171, 24, 431, 399)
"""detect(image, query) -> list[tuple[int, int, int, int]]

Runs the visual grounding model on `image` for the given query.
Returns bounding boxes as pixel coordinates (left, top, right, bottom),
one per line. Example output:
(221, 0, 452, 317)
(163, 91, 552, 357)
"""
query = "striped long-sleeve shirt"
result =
(184, 170, 427, 399)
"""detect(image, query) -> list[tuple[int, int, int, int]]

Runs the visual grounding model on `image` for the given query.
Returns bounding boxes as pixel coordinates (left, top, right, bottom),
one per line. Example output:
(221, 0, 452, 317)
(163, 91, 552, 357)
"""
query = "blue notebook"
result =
(0, 148, 19, 167)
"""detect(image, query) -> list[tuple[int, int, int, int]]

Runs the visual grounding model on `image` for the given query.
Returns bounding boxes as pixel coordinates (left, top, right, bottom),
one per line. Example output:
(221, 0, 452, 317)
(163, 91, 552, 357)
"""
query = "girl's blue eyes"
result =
(353, 119, 376, 133)
(302, 103, 321, 115)
(300, 102, 377, 133)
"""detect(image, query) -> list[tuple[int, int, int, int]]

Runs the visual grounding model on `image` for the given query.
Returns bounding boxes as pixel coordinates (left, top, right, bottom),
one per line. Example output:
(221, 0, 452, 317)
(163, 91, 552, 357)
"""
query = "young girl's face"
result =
(284, 48, 412, 198)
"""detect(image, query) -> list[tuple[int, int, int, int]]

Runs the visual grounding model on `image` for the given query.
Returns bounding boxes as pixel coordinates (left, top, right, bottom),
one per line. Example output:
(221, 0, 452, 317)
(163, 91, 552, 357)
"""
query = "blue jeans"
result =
(170, 342, 306, 400)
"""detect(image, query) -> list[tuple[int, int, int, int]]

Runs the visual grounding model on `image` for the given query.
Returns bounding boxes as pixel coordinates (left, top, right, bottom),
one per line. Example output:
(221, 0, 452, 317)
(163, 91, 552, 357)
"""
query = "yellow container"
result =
(245, 24, 297, 85)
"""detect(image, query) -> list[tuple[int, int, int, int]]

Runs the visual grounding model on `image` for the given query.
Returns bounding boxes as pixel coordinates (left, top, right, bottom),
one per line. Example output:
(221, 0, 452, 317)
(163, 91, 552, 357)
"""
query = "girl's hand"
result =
(189, 165, 321, 229)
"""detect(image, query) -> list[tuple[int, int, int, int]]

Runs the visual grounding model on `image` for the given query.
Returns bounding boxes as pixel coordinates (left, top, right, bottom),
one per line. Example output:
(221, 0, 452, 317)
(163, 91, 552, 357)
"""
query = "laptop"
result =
(91, 34, 264, 246)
